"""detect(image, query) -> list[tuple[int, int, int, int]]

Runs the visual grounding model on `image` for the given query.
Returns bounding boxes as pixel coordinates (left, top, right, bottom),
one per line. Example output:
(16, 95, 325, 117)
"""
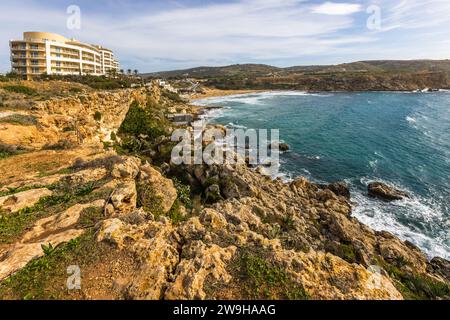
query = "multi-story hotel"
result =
(10, 32, 120, 80)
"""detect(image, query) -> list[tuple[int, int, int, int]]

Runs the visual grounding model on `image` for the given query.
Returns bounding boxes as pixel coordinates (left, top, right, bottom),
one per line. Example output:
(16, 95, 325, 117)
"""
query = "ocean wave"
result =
(352, 177, 449, 259)
(193, 91, 332, 106)
(406, 116, 417, 124)
(226, 122, 247, 129)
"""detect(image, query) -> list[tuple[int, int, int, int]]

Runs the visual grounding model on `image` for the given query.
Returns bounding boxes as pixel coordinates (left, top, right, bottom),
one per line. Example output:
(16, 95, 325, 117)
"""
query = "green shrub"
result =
(2, 85, 37, 95)
(238, 250, 309, 300)
(118, 101, 166, 139)
(0, 143, 18, 159)
(172, 177, 193, 209)
(162, 90, 184, 103)
(68, 87, 83, 94)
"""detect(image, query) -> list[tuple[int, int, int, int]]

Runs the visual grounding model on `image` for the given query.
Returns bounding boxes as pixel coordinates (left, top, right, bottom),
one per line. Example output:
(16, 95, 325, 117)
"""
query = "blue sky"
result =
(1, 0, 450, 73)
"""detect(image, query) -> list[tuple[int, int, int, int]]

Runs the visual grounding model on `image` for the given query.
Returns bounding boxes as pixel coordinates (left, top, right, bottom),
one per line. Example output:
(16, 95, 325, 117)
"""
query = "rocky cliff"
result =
(0, 81, 448, 300)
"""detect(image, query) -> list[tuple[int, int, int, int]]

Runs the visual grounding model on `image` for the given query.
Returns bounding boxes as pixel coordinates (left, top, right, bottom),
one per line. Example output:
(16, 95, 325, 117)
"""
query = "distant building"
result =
(157, 79, 178, 93)
(10, 32, 119, 80)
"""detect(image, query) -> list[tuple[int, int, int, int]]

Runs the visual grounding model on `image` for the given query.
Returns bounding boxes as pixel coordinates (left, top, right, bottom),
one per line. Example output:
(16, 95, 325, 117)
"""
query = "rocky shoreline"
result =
(0, 81, 449, 300)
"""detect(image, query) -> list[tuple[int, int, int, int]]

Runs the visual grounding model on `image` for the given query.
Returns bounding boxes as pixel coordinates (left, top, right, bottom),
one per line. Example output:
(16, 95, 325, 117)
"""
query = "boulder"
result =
(0, 188, 53, 213)
(321, 182, 351, 199)
(368, 182, 410, 201)
(269, 141, 290, 152)
(111, 156, 141, 180)
(428, 257, 450, 282)
(138, 163, 177, 214)
(110, 181, 137, 215)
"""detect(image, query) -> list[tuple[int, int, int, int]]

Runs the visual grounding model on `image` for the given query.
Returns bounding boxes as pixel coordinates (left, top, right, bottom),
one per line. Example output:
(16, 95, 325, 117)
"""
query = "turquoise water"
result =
(194, 91, 450, 259)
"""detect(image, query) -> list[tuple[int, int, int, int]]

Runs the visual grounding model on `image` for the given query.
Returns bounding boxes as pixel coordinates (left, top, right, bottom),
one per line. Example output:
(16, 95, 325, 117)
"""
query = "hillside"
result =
(145, 60, 450, 79)
(144, 60, 450, 91)
(145, 64, 282, 79)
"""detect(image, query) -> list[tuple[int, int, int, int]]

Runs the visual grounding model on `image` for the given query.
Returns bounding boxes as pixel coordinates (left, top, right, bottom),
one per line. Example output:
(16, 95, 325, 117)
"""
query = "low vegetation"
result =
(38, 74, 140, 90)
(0, 179, 112, 244)
(0, 143, 20, 159)
(213, 249, 309, 300)
(0, 230, 102, 299)
(381, 259, 450, 300)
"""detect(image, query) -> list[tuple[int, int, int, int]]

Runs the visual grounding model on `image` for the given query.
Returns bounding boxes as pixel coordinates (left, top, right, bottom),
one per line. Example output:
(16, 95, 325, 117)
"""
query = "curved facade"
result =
(10, 32, 120, 80)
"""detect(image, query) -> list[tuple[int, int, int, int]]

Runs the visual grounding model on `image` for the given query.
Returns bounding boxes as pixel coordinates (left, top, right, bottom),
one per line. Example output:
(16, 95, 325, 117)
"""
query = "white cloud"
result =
(0, 0, 449, 72)
(312, 2, 362, 15)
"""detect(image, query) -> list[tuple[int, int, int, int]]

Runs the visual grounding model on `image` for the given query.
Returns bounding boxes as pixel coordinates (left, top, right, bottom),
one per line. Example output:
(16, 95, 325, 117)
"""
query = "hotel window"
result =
(31, 60, 38, 65)
(56, 54, 61, 58)
(30, 45, 38, 50)
(32, 68, 40, 74)
(56, 62, 61, 67)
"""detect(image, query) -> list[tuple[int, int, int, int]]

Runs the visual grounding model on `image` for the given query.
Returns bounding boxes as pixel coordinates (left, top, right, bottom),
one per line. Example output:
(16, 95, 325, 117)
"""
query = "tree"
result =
(133, 69, 139, 76)
(127, 69, 132, 75)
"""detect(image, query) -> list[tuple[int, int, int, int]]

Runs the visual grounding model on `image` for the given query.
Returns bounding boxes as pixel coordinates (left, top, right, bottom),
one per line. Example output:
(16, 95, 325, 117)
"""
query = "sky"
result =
(1, 0, 450, 73)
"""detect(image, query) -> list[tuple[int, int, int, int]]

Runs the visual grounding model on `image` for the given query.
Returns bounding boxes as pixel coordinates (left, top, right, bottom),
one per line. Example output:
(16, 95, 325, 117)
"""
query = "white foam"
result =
(406, 116, 417, 124)
(352, 178, 449, 259)
(192, 91, 332, 106)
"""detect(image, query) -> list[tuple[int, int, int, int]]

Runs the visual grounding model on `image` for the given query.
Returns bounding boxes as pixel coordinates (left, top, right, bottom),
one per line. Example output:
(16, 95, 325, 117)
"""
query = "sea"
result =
(193, 90, 450, 260)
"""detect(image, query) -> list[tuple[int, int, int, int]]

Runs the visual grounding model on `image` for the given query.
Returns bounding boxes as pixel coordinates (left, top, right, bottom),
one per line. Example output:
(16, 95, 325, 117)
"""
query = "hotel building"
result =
(10, 32, 120, 80)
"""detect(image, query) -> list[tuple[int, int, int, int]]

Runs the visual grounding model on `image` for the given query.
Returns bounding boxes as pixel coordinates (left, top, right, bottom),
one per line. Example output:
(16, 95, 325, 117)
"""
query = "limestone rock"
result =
(0, 188, 53, 213)
(20, 200, 105, 243)
(110, 180, 137, 216)
(273, 250, 403, 300)
(111, 157, 141, 180)
(138, 163, 177, 214)
(164, 242, 236, 300)
(368, 182, 410, 201)
(428, 257, 450, 282)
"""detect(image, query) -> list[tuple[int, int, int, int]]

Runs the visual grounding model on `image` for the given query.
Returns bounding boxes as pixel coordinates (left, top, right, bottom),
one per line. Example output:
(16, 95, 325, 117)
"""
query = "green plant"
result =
(381, 259, 450, 300)
(68, 87, 83, 94)
(41, 243, 55, 256)
(77, 206, 104, 228)
(0, 181, 105, 244)
(172, 177, 193, 209)
(118, 101, 166, 139)
(136, 182, 164, 218)
(0, 143, 17, 159)
(167, 200, 188, 224)
(0, 114, 37, 126)
(162, 90, 184, 103)
(239, 250, 309, 300)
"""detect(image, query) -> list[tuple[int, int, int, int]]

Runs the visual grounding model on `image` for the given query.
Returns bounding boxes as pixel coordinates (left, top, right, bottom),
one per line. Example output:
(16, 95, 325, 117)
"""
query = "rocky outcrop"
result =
(0, 199, 104, 281)
(1, 83, 448, 301)
(0, 88, 147, 149)
(368, 182, 410, 201)
(138, 163, 177, 214)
